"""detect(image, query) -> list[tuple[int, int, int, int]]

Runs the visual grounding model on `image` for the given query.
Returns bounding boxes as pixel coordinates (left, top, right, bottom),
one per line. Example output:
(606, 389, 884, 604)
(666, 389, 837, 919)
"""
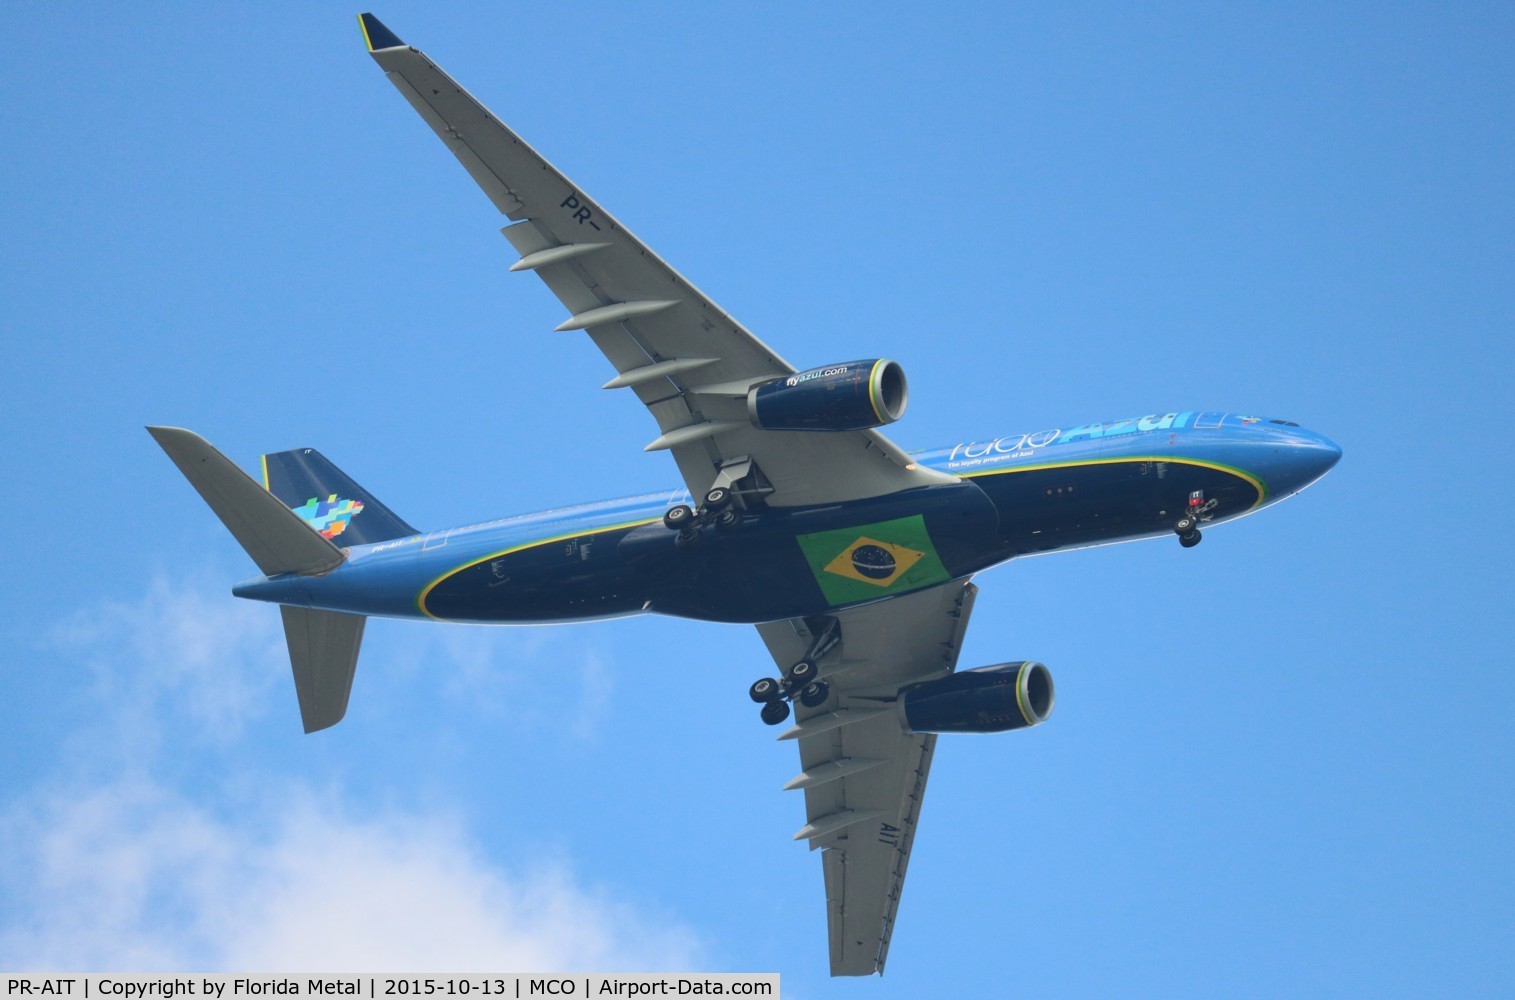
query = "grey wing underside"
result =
(363, 23, 953, 506)
(756, 580, 979, 976)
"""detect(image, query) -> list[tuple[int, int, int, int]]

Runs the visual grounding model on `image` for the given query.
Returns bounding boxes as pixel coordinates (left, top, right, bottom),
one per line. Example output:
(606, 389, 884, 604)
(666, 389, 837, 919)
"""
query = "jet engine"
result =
(748, 359, 908, 432)
(898, 661, 1055, 734)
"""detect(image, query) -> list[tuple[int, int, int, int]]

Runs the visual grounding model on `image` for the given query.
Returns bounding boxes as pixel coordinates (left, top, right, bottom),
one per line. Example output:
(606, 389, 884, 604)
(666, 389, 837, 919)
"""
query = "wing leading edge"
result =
(359, 14, 975, 975)
(757, 580, 979, 975)
(358, 14, 953, 507)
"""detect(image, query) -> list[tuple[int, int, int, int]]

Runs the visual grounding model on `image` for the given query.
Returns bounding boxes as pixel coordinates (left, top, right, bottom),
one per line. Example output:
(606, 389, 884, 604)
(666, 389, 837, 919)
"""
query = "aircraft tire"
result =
(715, 508, 741, 530)
(675, 527, 699, 550)
(788, 660, 817, 686)
(1180, 529, 1203, 548)
(664, 504, 694, 530)
(703, 487, 732, 511)
(799, 681, 830, 708)
(750, 677, 782, 703)
(1175, 514, 1198, 534)
(760, 700, 791, 726)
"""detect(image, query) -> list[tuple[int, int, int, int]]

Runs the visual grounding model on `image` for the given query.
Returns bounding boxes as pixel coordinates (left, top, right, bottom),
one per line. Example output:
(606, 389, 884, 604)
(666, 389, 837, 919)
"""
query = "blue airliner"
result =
(149, 14, 1341, 978)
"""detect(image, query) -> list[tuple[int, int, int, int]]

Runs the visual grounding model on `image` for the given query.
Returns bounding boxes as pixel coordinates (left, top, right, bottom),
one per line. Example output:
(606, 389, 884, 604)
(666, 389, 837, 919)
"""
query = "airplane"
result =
(148, 13, 1343, 977)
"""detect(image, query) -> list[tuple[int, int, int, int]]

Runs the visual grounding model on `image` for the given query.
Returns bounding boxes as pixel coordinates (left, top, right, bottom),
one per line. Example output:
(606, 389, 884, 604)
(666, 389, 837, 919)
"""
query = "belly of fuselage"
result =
(416, 429, 1275, 625)
(965, 456, 1265, 554)
(421, 480, 1005, 625)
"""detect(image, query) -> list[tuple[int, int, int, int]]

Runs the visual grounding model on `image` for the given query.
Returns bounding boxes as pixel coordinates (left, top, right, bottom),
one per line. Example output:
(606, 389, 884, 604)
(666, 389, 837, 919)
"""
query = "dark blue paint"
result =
(232, 414, 1341, 625)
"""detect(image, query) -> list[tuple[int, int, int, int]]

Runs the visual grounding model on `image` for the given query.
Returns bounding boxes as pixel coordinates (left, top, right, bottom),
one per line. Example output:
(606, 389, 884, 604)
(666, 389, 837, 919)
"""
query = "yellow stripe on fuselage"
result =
(958, 456, 1268, 508)
(416, 517, 658, 620)
(260, 454, 270, 491)
(417, 457, 1265, 619)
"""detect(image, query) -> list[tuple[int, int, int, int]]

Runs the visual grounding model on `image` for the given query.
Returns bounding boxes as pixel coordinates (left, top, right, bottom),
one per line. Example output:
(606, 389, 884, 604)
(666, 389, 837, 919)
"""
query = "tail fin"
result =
(261, 447, 418, 546)
(148, 426, 369, 734)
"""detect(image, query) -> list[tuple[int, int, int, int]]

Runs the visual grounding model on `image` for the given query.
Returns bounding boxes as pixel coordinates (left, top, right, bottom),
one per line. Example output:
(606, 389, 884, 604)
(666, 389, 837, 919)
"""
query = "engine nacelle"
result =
(748, 359, 908, 432)
(898, 661, 1055, 734)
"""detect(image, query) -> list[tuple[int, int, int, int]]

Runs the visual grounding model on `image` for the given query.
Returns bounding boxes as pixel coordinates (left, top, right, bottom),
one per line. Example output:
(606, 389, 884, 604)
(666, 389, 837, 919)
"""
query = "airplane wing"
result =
(755, 579, 978, 976)
(360, 14, 954, 506)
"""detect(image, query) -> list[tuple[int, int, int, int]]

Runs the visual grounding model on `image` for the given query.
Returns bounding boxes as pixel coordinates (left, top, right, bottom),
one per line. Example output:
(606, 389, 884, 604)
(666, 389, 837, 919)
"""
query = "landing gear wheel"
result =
(1180, 529, 1203, 548)
(674, 527, 699, 550)
(663, 504, 694, 530)
(798, 681, 830, 708)
(749, 677, 782, 703)
(760, 700, 791, 726)
(787, 660, 817, 687)
(702, 487, 732, 511)
(1174, 514, 1198, 534)
(714, 508, 742, 530)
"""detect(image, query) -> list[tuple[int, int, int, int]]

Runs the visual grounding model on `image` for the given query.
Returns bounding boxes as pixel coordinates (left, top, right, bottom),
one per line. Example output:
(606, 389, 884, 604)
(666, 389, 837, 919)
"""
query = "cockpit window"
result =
(1269, 419, 1301, 427)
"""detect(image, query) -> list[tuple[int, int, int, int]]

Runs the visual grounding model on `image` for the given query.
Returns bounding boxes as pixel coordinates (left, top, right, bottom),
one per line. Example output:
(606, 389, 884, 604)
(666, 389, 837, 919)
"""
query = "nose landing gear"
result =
(1174, 490, 1218, 548)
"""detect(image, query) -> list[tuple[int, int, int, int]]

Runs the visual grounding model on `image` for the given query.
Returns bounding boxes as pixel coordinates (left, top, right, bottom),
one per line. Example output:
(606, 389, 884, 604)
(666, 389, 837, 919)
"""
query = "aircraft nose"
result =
(1272, 429, 1342, 496)
(1304, 432, 1343, 480)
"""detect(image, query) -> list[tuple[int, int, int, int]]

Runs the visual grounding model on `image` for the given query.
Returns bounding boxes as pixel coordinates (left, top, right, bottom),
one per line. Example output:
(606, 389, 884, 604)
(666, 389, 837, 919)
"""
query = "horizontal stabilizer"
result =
(262, 447, 418, 546)
(148, 426, 344, 576)
(281, 605, 366, 733)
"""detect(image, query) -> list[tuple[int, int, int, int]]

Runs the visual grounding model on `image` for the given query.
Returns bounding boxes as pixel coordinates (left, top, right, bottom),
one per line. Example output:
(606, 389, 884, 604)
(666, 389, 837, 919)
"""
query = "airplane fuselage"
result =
(233, 410, 1340, 625)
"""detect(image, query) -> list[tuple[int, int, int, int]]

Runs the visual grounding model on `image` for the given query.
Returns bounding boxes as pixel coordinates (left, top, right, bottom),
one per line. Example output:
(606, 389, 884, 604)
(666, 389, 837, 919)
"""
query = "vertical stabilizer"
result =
(262, 447, 419, 546)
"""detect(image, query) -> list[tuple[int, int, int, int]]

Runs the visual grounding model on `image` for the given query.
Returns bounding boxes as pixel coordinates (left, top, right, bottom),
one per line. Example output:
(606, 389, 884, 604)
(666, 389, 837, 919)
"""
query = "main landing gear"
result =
(662, 487, 743, 549)
(748, 668, 832, 726)
(1174, 490, 1219, 548)
(747, 618, 840, 725)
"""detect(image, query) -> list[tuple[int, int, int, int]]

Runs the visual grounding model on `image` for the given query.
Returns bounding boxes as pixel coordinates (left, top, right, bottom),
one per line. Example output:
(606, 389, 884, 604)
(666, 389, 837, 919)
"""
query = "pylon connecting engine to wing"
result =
(748, 359, 908, 432)
(898, 661, 1056, 734)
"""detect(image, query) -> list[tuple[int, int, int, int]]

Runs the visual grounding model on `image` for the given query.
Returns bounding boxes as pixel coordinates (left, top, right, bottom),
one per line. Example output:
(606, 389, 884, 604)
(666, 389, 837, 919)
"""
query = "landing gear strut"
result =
(1174, 490, 1218, 548)
(749, 617, 839, 724)
(661, 487, 743, 548)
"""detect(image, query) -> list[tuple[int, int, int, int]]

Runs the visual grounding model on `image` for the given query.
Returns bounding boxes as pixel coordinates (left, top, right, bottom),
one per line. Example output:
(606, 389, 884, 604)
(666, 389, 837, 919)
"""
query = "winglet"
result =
(357, 12, 405, 52)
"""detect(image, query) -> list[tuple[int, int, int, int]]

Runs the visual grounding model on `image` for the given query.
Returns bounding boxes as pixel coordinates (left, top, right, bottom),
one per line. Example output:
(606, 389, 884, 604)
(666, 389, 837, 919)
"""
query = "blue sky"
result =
(3, 2, 1513, 995)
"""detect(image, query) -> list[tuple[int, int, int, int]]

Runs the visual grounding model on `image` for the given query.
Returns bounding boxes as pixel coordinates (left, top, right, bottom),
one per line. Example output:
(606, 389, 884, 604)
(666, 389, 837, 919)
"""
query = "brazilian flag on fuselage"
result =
(796, 514, 951, 606)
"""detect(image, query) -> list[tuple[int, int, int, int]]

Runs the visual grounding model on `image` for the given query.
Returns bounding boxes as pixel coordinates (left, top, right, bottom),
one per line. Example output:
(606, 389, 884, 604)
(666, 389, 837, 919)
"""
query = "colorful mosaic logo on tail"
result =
(295, 494, 365, 539)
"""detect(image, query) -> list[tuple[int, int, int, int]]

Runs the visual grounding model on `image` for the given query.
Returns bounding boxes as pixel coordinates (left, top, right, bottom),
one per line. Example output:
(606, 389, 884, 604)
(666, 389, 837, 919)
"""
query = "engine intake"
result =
(748, 359, 908, 432)
(898, 661, 1055, 734)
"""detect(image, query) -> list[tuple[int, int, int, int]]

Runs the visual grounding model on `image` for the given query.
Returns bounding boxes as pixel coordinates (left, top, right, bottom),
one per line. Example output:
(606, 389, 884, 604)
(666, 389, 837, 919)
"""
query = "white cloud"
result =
(1, 778, 700, 972)
(422, 623, 615, 740)
(2, 575, 700, 972)
(52, 572, 285, 748)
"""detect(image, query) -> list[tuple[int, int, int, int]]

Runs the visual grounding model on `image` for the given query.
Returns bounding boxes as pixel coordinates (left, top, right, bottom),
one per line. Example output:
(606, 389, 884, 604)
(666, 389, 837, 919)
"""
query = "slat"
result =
(601, 357, 719, 390)
(783, 757, 889, 791)
(509, 242, 611, 272)
(553, 299, 680, 332)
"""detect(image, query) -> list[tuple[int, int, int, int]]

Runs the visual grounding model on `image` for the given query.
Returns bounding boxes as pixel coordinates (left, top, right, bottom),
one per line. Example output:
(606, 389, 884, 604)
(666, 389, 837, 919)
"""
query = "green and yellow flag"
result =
(796, 514, 951, 606)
